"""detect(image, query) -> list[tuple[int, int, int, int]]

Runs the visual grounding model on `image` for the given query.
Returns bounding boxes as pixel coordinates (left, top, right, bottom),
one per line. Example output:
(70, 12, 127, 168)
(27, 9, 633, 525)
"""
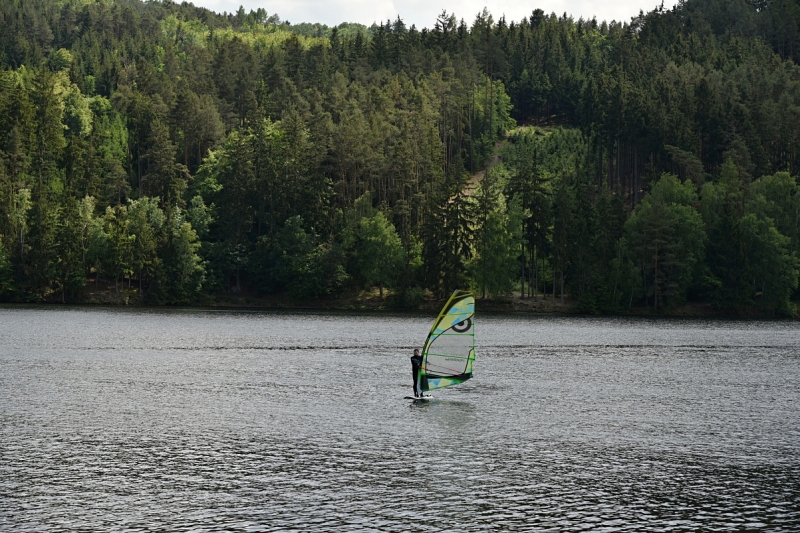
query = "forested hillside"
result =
(1, 0, 799, 314)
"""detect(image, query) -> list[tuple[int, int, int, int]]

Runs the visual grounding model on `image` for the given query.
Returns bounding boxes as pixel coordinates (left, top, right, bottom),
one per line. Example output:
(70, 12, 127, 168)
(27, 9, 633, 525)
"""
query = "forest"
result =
(1, 0, 800, 314)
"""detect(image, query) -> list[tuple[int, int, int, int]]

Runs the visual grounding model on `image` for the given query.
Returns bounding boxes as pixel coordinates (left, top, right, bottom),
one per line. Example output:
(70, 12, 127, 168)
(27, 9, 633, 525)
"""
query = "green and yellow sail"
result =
(419, 290, 475, 392)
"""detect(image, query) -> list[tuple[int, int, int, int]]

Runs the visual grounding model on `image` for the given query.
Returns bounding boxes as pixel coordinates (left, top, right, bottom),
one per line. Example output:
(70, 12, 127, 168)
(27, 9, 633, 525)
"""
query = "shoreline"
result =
(3, 286, 797, 319)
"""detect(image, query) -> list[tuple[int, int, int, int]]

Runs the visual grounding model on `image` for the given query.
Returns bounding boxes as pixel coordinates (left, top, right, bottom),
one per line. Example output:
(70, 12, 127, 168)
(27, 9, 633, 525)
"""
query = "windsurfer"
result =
(411, 348, 423, 397)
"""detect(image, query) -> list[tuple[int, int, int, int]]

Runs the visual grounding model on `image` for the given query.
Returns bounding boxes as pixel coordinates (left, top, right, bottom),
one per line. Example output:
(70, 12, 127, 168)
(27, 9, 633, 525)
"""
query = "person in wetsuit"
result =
(410, 348, 423, 397)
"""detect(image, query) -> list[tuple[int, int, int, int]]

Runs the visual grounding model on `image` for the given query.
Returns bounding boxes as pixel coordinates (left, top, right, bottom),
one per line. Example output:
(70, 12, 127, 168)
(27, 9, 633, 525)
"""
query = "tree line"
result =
(0, 0, 799, 314)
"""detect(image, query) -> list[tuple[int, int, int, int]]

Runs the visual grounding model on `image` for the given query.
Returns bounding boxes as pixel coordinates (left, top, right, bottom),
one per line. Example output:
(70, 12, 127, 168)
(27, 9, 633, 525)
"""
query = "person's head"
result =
(414, 348, 419, 356)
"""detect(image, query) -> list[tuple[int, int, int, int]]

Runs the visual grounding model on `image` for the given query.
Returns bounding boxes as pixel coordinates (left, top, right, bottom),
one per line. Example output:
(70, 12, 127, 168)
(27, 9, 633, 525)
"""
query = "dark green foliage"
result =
(469, 165, 520, 299)
(255, 216, 346, 299)
(624, 175, 706, 312)
(422, 173, 476, 297)
(0, 0, 797, 313)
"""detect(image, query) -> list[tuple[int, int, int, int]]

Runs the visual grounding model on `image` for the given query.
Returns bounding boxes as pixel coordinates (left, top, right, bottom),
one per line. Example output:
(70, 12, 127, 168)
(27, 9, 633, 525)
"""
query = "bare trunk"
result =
(137, 142, 142, 197)
(542, 257, 546, 299)
(520, 242, 525, 298)
(532, 247, 537, 301)
(529, 247, 534, 298)
(469, 92, 474, 173)
(653, 242, 659, 313)
(616, 136, 620, 189)
(489, 77, 494, 137)
(634, 146, 639, 206)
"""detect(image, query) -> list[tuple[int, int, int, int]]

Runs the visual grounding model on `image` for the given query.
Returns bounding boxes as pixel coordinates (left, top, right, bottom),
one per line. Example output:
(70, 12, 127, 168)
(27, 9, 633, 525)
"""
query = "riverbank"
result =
(18, 281, 796, 318)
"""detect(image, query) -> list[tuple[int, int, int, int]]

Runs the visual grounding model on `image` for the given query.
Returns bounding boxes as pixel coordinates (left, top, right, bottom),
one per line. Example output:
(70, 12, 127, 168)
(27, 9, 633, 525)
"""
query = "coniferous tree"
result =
(0, 0, 797, 312)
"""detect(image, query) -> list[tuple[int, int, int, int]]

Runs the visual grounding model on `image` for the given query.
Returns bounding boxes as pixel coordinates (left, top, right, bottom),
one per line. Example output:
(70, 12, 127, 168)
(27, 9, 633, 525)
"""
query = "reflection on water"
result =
(1, 307, 799, 531)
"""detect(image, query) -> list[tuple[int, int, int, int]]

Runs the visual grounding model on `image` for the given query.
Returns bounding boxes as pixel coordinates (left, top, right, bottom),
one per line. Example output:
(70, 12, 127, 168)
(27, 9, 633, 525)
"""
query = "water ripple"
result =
(1, 308, 799, 531)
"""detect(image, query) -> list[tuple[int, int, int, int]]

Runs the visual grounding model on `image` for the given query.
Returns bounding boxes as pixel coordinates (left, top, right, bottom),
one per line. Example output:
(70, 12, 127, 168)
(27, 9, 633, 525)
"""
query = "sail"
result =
(420, 290, 475, 392)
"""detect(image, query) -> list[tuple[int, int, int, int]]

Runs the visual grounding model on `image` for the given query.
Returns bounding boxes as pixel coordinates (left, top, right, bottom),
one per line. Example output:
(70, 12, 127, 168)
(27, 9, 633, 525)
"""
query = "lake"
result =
(1, 306, 798, 531)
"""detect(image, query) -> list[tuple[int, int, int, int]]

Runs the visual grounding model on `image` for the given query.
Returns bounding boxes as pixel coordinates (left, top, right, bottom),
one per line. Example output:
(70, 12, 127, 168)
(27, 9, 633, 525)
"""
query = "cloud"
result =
(192, 0, 675, 28)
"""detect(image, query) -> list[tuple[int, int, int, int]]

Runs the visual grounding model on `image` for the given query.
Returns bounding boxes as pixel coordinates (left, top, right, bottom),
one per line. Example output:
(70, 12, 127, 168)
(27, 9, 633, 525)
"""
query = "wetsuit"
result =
(410, 353, 423, 397)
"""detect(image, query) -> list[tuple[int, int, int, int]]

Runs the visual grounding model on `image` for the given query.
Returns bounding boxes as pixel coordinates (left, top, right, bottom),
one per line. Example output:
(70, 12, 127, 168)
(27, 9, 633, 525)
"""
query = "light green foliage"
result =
(647, 173, 702, 207)
(92, 97, 128, 162)
(62, 84, 92, 138)
(191, 151, 224, 200)
(349, 211, 404, 298)
(127, 197, 165, 292)
(47, 49, 73, 72)
(166, 216, 205, 303)
(186, 195, 212, 240)
(160, 15, 210, 50)
(77, 196, 104, 268)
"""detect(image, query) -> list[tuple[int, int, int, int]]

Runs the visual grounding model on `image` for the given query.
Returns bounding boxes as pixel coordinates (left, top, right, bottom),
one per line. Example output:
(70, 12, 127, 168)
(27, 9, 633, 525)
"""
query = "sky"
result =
(189, 0, 680, 29)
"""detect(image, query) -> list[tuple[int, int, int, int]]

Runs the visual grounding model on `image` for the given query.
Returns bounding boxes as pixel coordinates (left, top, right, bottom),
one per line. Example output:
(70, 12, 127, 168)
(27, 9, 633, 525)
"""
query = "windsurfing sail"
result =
(419, 290, 475, 393)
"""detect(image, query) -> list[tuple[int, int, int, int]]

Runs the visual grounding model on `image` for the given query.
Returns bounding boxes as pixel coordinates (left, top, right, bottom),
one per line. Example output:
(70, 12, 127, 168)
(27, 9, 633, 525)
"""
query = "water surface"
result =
(1, 307, 798, 531)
